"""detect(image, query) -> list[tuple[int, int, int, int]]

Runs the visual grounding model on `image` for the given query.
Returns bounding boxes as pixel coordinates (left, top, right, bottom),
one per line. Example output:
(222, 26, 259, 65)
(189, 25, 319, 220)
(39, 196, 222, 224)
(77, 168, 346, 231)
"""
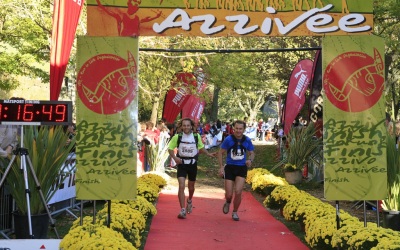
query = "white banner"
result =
(48, 153, 76, 205)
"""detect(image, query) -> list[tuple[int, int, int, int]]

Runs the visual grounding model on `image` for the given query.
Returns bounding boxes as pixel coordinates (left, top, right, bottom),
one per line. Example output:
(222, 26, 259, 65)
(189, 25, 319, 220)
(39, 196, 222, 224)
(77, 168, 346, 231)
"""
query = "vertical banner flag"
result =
(323, 36, 386, 200)
(50, 0, 84, 100)
(162, 72, 197, 123)
(181, 68, 207, 123)
(283, 59, 313, 135)
(181, 96, 206, 124)
(75, 37, 138, 200)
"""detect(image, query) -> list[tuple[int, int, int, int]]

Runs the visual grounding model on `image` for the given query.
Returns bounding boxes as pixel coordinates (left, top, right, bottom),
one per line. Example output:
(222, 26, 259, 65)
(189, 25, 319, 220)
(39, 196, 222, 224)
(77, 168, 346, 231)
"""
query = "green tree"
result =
(201, 37, 318, 123)
(0, 0, 52, 93)
(374, 0, 400, 119)
(138, 36, 207, 124)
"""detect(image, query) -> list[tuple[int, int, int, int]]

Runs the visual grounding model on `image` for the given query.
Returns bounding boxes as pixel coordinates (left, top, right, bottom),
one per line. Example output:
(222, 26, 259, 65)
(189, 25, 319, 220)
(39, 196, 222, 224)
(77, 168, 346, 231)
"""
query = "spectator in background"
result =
(0, 125, 18, 158)
(277, 124, 285, 160)
(257, 119, 264, 141)
(0, 97, 23, 159)
(65, 123, 76, 153)
(223, 122, 231, 140)
(244, 123, 257, 140)
(156, 119, 169, 136)
(166, 122, 176, 137)
(197, 123, 204, 135)
(144, 121, 159, 145)
(203, 121, 211, 134)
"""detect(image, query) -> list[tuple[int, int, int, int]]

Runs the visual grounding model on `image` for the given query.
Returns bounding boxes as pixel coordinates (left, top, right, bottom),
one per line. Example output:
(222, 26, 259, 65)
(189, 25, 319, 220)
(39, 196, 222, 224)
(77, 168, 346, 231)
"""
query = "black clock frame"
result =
(0, 100, 72, 125)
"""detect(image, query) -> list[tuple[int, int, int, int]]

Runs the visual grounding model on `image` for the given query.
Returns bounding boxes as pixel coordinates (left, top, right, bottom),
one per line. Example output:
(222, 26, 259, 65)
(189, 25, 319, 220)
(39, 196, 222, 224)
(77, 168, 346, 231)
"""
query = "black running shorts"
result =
(224, 164, 247, 181)
(177, 163, 198, 181)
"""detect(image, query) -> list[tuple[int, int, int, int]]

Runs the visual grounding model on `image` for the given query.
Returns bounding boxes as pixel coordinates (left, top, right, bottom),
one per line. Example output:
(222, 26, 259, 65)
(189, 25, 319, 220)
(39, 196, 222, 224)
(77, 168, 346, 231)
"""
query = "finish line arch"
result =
(75, 0, 387, 206)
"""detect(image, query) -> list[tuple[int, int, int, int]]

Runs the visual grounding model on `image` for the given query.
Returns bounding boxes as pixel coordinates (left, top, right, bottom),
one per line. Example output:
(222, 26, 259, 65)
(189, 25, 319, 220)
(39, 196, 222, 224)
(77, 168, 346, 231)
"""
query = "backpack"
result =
(177, 132, 199, 160)
(228, 135, 247, 161)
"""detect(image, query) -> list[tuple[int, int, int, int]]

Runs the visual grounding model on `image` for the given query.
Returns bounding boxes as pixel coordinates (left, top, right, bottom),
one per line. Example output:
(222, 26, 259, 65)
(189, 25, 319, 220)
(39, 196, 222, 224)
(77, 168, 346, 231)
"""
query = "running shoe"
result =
(186, 200, 193, 214)
(232, 212, 239, 221)
(177, 210, 186, 219)
(223, 202, 230, 214)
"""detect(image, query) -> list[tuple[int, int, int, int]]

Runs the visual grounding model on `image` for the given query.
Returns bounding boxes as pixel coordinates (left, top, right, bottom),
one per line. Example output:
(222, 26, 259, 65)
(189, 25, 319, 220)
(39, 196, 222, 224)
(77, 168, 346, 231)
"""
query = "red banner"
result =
(50, 0, 84, 100)
(181, 69, 207, 123)
(283, 59, 313, 135)
(162, 72, 197, 123)
(181, 96, 206, 124)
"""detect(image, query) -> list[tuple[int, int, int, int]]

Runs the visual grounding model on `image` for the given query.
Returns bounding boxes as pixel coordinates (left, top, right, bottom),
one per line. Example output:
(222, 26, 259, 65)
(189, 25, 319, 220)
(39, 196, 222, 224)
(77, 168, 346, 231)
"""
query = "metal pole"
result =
(336, 201, 340, 250)
(93, 200, 96, 224)
(107, 200, 111, 228)
(80, 200, 83, 226)
(363, 201, 367, 227)
(335, 201, 340, 229)
(19, 126, 33, 238)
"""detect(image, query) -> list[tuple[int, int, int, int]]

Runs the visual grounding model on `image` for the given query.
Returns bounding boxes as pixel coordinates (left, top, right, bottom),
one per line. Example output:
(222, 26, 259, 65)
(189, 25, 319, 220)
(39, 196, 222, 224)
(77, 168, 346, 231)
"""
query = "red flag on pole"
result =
(162, 72, 197, 123)
(283, 59, 313, 135)
(50, 0, 84, 100)
(181, 96, 206, 124)
(181, 68, 207, 123)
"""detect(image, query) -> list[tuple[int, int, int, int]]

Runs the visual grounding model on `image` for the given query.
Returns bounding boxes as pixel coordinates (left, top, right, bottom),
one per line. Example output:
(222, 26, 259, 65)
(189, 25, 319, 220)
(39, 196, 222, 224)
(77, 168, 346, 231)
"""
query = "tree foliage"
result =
(373, 0, 400, 119)
(0, 0, 399, 122)
(0, 0, 52, 92)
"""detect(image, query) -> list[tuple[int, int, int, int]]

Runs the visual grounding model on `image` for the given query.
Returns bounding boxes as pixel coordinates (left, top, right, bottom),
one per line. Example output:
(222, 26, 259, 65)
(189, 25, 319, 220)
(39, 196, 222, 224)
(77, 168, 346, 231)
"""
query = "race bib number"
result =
(178, 143, 197, 158)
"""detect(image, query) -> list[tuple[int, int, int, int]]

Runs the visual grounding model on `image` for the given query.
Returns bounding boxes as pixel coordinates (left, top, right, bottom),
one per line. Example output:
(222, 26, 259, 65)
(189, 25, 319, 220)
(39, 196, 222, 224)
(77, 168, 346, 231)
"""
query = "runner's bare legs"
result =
(225, 177, 245, 211)
(178, 177, 186, 208)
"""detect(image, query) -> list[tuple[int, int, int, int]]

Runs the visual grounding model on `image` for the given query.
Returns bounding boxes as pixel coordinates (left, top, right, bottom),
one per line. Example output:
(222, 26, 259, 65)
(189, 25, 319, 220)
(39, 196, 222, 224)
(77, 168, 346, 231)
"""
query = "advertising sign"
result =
(162, 72, 197, 123)
(76, 37, 138, 200)
(283, 59, 313, 135)
(323, 35, 386, 200)
(87, 0, 373, 37)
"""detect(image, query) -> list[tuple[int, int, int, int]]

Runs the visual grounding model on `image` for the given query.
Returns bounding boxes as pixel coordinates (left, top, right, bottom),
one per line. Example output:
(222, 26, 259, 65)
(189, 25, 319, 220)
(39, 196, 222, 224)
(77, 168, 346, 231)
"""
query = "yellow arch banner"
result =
(87, 0, 373, 37)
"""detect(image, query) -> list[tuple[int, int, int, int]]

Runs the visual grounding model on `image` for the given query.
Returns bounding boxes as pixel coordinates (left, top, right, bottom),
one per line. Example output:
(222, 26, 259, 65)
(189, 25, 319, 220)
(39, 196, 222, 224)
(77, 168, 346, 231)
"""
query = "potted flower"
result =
(271, 122, 322, 184)
(0, 125, 75, 238)
(282, 163, 303, 184)
(381, 133, 400, 231)
(283, 163, 300, 172)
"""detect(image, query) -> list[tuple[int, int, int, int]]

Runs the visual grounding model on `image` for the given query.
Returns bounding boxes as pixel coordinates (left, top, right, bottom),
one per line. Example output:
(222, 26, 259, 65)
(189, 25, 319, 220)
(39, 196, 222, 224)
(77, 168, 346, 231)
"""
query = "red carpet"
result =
(145, 189, 309, 250)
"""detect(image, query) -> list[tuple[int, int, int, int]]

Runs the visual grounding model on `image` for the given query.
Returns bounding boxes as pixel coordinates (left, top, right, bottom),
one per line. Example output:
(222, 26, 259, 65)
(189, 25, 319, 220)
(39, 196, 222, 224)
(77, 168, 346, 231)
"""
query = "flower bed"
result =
(59, 171, 167, 250)
(247, 167, 400, 249)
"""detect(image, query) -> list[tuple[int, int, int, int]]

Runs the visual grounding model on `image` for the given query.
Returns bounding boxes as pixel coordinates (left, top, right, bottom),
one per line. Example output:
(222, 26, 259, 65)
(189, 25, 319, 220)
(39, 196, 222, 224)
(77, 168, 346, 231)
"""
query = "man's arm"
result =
(246, 150, 255, 168)
(96, 0, 120, 20)
(198, 147, 216, 157)
(217, 148, 226, 177)
(168, 149, 182, 165)
(167, 135, 182, 165)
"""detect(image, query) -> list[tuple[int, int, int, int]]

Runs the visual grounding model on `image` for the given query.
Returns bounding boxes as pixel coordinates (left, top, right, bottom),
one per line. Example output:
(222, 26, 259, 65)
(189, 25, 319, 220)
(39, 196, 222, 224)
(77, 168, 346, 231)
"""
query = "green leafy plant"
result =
(382, 133, 400, 211)
(271, 123, 322, 173)
(1, 125, 75, 215)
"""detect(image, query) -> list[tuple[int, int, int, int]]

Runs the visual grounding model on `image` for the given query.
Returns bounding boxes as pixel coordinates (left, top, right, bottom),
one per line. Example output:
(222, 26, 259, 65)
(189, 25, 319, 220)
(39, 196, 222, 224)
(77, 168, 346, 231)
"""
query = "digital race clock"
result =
(0, 100, 72, 125)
